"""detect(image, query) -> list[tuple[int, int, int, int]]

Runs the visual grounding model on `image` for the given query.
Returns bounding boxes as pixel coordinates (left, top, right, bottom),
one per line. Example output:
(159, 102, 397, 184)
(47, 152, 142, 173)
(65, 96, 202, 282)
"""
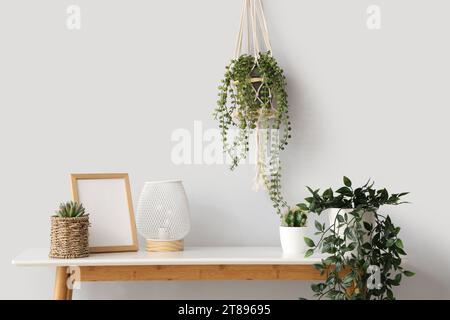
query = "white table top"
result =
(12, 247, 324, 267)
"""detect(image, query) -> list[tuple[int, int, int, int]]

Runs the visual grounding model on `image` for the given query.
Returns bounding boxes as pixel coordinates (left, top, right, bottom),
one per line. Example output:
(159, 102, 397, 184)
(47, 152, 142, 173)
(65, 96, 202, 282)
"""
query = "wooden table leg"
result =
(66, 286, 73, 300)
(54, 266, 72, 300)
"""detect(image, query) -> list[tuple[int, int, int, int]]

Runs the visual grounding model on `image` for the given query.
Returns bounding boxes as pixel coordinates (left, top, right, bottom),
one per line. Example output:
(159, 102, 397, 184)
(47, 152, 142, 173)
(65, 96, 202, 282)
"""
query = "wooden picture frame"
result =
(71, 173, 138, 253)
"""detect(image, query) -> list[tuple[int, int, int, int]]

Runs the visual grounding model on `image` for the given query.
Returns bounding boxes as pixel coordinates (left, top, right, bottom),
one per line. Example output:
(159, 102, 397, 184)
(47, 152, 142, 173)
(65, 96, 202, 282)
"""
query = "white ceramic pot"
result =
(279, 226, 308, 255)
(328, 208, 352, 236)
(328, 208, 375, 256)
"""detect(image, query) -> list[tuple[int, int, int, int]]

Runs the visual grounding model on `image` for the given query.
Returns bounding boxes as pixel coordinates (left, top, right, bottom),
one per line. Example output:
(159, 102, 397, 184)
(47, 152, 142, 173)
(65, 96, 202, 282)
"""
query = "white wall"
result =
(1, 0, 449, 299)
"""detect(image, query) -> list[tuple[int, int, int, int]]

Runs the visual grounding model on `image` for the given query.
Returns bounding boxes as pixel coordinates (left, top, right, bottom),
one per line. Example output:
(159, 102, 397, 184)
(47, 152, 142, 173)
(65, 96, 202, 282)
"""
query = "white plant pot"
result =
(328, 208, 353, 236)
(328, 208, 375, 256)
(279, 226, 308, 255)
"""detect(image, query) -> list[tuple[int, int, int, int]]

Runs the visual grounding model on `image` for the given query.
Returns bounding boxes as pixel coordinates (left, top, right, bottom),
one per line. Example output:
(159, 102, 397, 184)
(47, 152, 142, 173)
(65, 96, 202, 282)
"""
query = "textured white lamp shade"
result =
(136, 180, 190, 252)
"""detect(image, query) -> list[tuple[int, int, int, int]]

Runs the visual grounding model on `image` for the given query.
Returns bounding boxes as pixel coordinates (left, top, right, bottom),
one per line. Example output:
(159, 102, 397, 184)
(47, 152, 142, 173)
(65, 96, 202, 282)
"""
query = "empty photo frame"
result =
(71, 173, 139, 253)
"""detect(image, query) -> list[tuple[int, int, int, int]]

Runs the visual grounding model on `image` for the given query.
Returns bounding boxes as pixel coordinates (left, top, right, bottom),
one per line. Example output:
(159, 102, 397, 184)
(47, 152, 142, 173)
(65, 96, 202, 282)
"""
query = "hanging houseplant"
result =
(214, 0, 291, 214)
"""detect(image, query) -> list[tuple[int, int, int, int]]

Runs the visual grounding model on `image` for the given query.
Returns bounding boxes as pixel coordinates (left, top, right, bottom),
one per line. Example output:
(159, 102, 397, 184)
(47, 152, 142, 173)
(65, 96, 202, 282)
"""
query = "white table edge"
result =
(12, 246, 324, 267)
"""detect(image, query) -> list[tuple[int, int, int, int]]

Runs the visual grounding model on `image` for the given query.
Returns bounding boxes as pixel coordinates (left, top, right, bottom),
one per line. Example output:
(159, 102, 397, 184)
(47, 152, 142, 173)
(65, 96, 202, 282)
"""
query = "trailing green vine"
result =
(214, 52, 291, 213)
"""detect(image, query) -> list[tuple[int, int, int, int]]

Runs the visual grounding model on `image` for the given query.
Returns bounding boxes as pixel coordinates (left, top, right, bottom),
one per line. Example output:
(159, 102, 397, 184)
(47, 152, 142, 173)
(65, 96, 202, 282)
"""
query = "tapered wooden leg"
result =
(54, 267, 70, 300)
(66, 287, 73, 300)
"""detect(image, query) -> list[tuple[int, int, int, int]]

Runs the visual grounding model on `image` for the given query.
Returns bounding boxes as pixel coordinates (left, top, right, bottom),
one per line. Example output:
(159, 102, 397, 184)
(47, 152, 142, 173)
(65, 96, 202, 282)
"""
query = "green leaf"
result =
(342, 272, 354, 285)
(311, 284, 321, 293)
(395, 239, 404, 249)
(297, 203, 309, 211)
(304, 197, 314, 203)
(404, 270, 415, 277)
(393, 273, 402, 286)
(386, 239, 395, 247)
(314, 220, 323, 232)
(387, 288, 394, 300)
(306, 186, 316, 195)
(379, 189, 389, 202)
(304, 249, 314, 257)
(336, 187, 353, 196)
(304, 237, 315, 248)
(343, 176, 352, 188)
(363, 221, 372, 231)
(327, 290, 340, 300)
(324, 256, 338, 264)
(313, 263, 323, 270)
(344, 227, 355, 240)
(323, 188, 333, 200)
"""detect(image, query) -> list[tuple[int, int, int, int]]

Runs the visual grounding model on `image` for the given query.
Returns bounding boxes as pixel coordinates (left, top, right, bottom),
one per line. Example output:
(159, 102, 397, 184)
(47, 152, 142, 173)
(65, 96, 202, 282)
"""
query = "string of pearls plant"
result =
(214, 52, 291, 214)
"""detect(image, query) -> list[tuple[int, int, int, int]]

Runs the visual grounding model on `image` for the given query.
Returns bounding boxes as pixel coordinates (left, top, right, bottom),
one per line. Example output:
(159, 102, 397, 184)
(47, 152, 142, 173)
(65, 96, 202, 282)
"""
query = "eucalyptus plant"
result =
(214, 52, 290, 213)
(301, 177, 414, 300)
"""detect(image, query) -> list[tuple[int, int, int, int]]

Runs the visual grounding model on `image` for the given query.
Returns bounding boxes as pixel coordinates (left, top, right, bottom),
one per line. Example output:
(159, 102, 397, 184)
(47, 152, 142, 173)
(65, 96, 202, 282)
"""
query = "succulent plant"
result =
(55, 201, 86, 218)
(281, 205, 308, 227)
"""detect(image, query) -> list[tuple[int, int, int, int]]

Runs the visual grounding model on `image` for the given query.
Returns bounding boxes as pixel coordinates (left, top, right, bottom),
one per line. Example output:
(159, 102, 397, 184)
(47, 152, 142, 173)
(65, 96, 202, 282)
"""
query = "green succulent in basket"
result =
(55, 201, 86, 218)
(281, 205, 308, 227)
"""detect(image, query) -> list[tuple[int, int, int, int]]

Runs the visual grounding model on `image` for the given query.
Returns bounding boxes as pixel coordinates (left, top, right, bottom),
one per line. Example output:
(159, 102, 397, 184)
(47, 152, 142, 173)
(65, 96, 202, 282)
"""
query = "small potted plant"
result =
(279, 205, 309, 255)
(49, 201, 90, 259)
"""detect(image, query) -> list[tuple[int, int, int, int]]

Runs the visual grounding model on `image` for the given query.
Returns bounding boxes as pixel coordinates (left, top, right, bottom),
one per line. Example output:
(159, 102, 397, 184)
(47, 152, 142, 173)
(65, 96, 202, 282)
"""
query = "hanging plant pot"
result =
(214, 0, 291, 214)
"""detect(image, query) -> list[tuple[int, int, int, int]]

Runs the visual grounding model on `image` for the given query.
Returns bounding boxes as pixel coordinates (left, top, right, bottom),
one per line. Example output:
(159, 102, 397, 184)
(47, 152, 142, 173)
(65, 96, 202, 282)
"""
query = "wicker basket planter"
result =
(49, 216, 90, 258)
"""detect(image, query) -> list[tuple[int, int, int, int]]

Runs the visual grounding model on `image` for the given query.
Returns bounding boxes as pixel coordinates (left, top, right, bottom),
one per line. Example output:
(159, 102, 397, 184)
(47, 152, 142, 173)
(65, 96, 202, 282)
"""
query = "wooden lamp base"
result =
(145, 239, 184, 252)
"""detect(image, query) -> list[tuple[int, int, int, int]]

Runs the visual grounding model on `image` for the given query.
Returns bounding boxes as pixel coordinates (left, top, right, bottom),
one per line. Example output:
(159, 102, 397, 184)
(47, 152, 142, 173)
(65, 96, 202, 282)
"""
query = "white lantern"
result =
(136, 180, 191, 252)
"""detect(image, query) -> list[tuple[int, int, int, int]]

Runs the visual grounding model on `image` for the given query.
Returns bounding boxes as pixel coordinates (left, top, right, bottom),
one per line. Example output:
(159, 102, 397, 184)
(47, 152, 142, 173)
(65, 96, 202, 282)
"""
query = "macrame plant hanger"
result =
(234, 0, 272, 60)
(233, 0, 274, 191)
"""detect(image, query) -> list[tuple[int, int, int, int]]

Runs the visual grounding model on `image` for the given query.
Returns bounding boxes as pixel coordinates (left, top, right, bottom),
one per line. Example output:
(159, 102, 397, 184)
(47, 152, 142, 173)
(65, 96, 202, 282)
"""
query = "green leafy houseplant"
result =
(55, 201, 86, 218)
(214, 52, 291, 213)
(302, 177, 414, 300)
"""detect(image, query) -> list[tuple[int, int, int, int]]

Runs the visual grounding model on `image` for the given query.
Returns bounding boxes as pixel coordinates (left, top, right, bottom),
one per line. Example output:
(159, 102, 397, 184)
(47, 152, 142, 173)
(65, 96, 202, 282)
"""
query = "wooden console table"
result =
(12, 247, 326, 300)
